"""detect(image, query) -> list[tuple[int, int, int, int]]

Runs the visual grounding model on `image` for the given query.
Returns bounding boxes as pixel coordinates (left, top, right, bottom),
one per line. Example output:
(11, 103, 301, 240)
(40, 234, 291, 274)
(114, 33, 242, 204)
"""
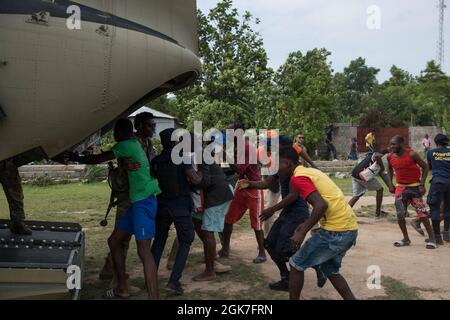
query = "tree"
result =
(274, 49, 336, 149)
(334, 57, 380, 121)
(173, 0, 274, 129)
(183, 97, 251, 131)
(359, 65, 417, 127)
(414, 61, 450, 131)
(383, 65, 415, 87)
(358, 62, 450, 130)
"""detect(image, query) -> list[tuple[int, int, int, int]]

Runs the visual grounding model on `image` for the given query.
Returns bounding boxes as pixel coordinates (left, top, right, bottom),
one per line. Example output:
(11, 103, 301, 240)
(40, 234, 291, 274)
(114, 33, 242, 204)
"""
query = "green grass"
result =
(330, 176, 385, 197)
(331, 176, 433, 197)
(0, 179, 435, 300)
(0, 183, 287, 300)
(355, 204, 399, 223)
(372, 277, 422, 300)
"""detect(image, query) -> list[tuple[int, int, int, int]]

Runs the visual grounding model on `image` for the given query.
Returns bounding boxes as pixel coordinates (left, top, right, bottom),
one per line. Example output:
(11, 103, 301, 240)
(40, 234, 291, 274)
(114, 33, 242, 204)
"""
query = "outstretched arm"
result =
(299, 149, 318, 169)
(260, 182, 298, 221)
(67, 151, 115, 165)
(237, 175, 277, 190)
(291, 191, 328, 247)
(386, 157, 395, 193)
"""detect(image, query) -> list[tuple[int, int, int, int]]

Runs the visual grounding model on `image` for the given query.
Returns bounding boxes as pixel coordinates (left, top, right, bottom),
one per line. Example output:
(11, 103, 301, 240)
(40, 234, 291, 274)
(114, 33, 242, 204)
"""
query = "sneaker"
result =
(214, 261, 232, 273)
(10, 221, 32, 235)
(166, 281, 184, 295)
(443, 232, 450, 243)
(268, 279, 289, 292)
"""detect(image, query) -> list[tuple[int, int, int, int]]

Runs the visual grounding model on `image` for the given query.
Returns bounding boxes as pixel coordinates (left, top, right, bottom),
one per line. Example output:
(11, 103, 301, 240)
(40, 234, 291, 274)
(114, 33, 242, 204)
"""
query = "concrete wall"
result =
(19, 162, 358, 180)
(409, 126, 446, 154)
(331, 124, 446, 158)
(19, 165, 89, 180)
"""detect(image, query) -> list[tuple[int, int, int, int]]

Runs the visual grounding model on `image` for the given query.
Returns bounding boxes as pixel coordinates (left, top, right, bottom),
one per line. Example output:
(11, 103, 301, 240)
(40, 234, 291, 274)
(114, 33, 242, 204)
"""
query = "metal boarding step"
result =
(0, 220, 85, 300)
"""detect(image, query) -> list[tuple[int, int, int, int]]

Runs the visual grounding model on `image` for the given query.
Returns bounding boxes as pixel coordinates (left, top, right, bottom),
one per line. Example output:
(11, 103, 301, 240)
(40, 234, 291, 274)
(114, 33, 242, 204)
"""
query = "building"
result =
(128, 106, 180, 138)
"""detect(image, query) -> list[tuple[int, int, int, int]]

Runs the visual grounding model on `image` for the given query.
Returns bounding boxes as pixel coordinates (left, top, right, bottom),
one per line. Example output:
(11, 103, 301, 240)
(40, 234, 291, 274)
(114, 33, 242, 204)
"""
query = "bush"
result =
(28, 174, 56, 187)
(82, 165, 108, 184)
(153, 138, 162, 155)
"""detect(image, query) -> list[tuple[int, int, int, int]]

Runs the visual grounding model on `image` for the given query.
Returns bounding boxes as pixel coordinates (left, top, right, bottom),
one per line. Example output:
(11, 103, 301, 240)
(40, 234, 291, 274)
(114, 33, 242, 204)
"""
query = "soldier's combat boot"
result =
(10, 221, 32, 235)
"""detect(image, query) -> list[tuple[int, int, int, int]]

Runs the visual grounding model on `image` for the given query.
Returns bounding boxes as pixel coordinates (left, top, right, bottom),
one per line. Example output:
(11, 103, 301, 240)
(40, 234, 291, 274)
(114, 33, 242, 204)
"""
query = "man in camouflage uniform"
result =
(0, 159, 32, 235)
(99, 112, 157, 280)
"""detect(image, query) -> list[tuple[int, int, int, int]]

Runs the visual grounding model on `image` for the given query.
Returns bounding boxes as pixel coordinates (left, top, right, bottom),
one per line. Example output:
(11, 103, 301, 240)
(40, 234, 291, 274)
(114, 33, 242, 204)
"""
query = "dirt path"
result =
(231, 217, 450, 300)
(109, 196, 450, 300)
(345, 196, 396, 210)
(147, 214, 450, 300)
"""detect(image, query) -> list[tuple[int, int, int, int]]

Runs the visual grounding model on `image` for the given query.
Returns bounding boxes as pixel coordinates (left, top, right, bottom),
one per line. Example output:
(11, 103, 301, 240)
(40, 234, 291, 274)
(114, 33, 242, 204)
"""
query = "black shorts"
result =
(427, 179, 450, 220)
(265, 211, 308, 260)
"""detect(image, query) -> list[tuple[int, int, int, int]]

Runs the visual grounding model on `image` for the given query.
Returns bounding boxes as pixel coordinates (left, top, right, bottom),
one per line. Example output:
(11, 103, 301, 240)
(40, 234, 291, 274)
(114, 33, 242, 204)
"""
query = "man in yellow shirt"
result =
(366, 131, 376, 152)
(277, 147, 358, 300)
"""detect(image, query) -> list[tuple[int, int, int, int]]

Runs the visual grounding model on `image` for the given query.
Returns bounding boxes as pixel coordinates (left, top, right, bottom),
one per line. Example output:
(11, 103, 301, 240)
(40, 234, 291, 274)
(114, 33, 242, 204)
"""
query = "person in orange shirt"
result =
(257, 132, 317, 236)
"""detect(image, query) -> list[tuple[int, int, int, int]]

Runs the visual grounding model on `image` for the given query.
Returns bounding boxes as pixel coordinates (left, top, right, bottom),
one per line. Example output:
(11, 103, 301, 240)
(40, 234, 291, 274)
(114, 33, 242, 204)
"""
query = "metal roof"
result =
(128, 106, 175, 120)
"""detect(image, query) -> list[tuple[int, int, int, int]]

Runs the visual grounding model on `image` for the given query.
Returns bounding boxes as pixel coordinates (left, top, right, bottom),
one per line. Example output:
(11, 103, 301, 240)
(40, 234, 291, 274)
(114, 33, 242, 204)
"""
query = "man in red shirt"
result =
(387, 135, 436, 249)
(218, 123, 266, 263)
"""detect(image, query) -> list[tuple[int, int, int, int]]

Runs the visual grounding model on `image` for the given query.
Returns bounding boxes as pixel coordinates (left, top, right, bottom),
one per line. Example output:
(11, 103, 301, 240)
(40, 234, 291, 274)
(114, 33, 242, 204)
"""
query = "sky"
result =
(197, 0, 450, 81)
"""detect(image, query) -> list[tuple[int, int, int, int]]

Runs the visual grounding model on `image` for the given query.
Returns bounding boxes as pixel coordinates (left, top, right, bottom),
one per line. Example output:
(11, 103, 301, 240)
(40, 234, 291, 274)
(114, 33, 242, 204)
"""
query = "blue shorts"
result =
(289, 229, 357, 277)
(117, 196, 157, 241)
(192, 201, 231, 232)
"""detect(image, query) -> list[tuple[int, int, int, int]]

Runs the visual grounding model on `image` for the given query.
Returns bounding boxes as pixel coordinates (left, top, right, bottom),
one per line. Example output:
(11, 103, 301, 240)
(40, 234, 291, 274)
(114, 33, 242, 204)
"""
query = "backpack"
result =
(100, 161, 130, 227)
(151, 151, 180, 197)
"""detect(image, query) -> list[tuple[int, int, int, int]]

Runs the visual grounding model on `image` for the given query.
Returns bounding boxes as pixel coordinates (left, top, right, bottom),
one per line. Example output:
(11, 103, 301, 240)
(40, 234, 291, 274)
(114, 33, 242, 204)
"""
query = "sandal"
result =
(103, 288, 130, 300)
(425, 241, 437, 249)
(394, 240, 411, 247)
(410, 221, 425, 236)
(253, 256, 267, 264)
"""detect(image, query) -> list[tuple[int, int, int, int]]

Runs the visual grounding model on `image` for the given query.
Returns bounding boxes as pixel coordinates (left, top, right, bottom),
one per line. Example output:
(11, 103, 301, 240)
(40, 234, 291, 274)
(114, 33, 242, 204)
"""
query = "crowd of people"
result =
(1, 111, 449, 300)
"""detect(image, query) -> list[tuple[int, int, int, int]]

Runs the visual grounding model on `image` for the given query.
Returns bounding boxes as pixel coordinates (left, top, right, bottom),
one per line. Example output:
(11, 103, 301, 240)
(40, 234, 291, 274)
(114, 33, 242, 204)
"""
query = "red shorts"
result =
(395, 186, 429, 219)
(225, 189, 264, 231)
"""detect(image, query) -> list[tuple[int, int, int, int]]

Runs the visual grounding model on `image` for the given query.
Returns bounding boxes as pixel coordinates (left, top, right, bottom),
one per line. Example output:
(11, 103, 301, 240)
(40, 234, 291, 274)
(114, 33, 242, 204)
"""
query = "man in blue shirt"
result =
(427, 134, 450, 243)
